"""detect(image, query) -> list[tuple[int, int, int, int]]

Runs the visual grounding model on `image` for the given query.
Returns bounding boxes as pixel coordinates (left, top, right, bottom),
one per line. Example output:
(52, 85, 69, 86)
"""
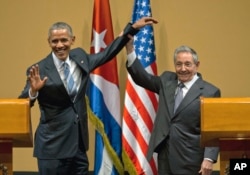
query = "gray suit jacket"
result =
(127, 58, 221, 174)
(19, 23, 139, 159)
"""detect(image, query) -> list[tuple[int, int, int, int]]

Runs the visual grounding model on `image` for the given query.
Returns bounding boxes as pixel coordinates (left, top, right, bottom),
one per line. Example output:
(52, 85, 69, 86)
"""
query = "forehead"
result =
(176, 52, 193, 61)
(49, 29, 70, 39)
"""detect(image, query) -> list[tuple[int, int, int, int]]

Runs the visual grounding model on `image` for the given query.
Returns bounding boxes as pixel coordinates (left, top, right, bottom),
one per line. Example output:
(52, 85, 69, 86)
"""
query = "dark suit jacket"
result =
(18, 23, 138, 159)
(127, 58, 221, 174)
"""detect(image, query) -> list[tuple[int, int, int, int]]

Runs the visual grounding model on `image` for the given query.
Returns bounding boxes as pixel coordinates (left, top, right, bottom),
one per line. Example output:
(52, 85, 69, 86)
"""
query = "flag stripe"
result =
(122, 123, 154, 175)
(122, 135, 143, 173)
(90, 74, 121, 125)
(144, 64, 158, 111)
(123, 106, 149, 153)
(126, 77, 154, 131)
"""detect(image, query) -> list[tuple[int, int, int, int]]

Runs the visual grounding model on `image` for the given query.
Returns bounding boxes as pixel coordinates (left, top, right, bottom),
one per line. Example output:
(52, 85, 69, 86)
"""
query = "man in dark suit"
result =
(125, 38, 220, 175)
(18, 17, 158, 175)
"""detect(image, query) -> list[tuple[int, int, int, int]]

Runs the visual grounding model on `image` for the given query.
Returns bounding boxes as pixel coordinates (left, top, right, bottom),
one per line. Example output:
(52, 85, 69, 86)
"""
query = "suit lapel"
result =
(70, 52, 88, 72)
(44, 54, 68, 96)
(163, 80, 178, 118)
(174, 78, 203, 115)
(70, 52, 88, 100)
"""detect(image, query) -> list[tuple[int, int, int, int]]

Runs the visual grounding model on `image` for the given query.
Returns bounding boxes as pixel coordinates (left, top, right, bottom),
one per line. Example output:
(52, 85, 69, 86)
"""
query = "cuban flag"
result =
(87, 0, 123, 174)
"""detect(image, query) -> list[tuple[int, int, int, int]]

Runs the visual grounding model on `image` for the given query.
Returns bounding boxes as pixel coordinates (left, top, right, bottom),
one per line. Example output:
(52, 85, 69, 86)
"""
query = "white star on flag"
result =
(91, 29, 107, 53)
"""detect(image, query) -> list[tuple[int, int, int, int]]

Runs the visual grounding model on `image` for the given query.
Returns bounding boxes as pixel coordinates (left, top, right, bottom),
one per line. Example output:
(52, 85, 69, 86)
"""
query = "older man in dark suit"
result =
(18, 17, 158, 175)
(125, 38, 220, 175)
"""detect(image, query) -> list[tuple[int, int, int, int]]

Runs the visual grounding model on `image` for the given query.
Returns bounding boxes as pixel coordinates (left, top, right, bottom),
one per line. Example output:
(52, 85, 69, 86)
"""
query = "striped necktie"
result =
(63, 62, 77, 100)
(174, 83, 185, 113)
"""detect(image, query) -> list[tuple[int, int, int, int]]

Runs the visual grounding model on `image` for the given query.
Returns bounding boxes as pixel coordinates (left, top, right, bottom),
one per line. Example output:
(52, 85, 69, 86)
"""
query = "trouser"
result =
(37, 148, 89, 175)
(37, 123, 89, 175)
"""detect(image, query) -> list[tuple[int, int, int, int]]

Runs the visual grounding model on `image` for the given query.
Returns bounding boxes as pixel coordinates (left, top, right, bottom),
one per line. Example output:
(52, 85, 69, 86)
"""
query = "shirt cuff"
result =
(127, 51, 137, 67)
(204, 158, 214, 163)
(29, 88, 38, 100)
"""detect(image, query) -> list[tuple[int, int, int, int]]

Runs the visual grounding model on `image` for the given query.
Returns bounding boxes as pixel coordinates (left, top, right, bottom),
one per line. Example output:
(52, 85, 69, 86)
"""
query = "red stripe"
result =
(146, 63, 158, 112)
(123, 107, 149, 155)
(145, 89, 158, 113)
(126, 80, 154, 131)
(122, 136, 144, 174)
(149, 158, 158, 175)
(150, 62, 158, 75)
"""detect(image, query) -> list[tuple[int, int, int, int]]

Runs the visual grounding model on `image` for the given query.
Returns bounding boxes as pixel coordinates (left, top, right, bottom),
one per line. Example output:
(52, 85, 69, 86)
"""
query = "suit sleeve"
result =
(126, 58, 161, 93)
(87, 23, 140, 71)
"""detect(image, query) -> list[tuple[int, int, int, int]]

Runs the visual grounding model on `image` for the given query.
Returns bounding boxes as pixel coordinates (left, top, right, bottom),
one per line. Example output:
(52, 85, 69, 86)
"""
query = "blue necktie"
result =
(174, 83, 185, 113)
(63, 62, 77, 100)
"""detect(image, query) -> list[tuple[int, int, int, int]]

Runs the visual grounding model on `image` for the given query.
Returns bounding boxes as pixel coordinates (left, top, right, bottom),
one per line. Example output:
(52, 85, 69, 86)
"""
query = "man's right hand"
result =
(28, 64, 47, 96)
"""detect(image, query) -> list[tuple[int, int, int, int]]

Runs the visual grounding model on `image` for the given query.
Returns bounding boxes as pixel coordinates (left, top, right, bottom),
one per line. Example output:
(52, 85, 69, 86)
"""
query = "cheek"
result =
(48, 43, 56, 49)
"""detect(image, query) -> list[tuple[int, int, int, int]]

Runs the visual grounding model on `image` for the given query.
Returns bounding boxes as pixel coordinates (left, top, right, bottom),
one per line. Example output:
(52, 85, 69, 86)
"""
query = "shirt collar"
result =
(178, 74, 199, 89)
(52, 52, 70, 70)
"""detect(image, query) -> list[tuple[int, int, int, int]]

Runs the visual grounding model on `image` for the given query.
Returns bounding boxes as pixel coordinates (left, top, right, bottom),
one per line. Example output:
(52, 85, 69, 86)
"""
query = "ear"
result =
(71, 36, 76, 44)
(196, 61, 200, 67)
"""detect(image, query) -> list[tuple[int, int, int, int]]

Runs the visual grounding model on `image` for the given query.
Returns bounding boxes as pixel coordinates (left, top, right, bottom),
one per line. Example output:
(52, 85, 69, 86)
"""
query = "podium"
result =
(200, 97, 250, 175)
(0, 99, 33, 175)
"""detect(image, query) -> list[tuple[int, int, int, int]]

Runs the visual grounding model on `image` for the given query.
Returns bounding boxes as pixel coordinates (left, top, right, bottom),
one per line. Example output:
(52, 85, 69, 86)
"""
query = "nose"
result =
(56, 41, 64, 48)
(180, 64, 187, 70)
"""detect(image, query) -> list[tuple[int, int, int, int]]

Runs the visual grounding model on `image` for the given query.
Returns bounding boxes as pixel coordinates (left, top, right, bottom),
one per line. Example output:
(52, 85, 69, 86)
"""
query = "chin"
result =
(179, 78, 189, 83)
(56, 55, 67, 61)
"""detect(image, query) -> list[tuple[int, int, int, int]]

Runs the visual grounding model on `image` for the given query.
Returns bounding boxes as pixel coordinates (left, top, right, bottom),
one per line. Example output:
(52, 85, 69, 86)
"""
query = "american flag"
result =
(122, 0, 158, 174)
(87, 0, 123, 174)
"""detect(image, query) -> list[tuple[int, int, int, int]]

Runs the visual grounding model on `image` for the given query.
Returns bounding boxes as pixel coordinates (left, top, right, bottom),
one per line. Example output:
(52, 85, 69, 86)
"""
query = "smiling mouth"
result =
(179, 73, 188, 76)
(178, 74, 190, 79)
(56, 50, 66, 55)
(57, 49, 65, 53)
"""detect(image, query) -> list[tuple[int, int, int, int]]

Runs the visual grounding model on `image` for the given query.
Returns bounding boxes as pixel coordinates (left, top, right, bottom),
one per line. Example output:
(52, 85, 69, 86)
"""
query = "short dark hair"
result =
(48, 22, 73, 38)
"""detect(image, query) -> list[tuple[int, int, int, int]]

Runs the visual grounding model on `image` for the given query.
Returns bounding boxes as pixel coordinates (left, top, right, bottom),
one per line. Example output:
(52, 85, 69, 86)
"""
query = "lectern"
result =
(0, 99, 33, 175)
(200, 97, 250, 175)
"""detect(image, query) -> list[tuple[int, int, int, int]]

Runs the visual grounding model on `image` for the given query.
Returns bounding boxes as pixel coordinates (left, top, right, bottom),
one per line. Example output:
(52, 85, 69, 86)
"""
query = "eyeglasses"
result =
(175, 62, 194, 68)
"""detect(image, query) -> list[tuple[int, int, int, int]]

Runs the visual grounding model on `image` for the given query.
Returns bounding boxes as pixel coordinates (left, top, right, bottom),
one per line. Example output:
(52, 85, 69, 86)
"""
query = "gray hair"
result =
(48, 22, 73, 38)
(173, 45, 199, 63)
